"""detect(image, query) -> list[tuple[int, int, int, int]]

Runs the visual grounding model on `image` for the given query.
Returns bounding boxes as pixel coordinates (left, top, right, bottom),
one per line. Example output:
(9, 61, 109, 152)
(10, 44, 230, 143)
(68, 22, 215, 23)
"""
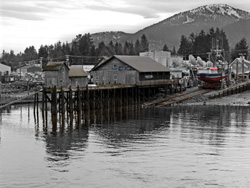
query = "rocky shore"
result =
(184, 90, 250, 106)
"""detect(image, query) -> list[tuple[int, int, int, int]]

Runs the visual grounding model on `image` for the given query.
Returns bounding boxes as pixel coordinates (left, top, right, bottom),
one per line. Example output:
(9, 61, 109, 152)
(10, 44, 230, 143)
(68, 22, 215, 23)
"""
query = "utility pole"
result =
(239, 53, 246, 82)
(66, 55, 70, 66)
(40, 57, 43, 69)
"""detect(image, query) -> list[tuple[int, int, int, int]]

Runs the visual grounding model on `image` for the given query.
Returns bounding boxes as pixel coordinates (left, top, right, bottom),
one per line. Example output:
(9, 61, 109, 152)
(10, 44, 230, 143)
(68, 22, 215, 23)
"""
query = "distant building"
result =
(27, 66, 42, 73)
(16, 65, 42, 76)
(90, 55, 170, 85)
(140, 51, 171, 67)
(0, 63, 11, 76)
(83, 65, 94, 73)
(69, 65, 88, 87)
(43, 62, 70, 87)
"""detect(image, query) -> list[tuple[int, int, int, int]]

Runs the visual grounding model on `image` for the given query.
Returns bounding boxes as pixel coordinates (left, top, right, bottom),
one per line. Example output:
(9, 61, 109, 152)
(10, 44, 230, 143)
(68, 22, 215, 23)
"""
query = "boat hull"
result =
(197, 74, 228, 83)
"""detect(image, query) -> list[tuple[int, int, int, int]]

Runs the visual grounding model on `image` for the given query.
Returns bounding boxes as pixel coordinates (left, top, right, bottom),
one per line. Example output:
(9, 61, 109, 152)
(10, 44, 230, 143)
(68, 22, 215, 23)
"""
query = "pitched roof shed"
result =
(92, 55, 170, 72)
(69, 65, 88, 78)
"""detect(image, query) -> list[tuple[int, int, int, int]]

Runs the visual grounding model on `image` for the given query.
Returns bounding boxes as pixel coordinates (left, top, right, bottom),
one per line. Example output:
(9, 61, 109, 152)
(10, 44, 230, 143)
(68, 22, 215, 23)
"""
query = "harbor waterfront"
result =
(1, 104, 250, 187)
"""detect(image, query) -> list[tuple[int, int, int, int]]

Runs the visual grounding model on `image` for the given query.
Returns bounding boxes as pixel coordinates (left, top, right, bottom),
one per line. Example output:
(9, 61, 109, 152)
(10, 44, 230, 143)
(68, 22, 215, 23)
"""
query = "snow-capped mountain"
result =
(167, 4, 250, 26)
(91, 4, 250, 50)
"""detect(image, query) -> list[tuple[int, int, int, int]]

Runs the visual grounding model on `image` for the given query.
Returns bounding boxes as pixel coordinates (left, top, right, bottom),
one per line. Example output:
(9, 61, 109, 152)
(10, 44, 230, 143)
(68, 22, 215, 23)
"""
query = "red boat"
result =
(197, 44, 228, 89)
(197, 66, 228, 88)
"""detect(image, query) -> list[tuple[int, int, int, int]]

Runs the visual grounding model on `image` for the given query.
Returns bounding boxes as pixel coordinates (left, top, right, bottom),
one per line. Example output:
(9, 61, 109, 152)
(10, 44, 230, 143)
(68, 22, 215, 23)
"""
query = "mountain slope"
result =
(91, 4, 250, 50)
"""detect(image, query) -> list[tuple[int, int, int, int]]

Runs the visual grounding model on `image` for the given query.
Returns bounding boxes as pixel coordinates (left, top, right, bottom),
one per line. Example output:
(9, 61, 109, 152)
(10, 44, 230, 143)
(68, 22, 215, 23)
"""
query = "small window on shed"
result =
(112, 64, 118, 70)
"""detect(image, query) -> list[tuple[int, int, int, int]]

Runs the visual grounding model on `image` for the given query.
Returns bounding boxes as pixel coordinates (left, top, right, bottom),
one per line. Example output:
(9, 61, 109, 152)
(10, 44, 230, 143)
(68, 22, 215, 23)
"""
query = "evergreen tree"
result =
(97, 42, 109, 56)
(189, 32, 196, 54)
(134, 39, 141, 55)
(178, 35, 192, 59)
(114, 42, 123, 55)
(128, 42, 135, 55)
(38, 45, 48, 59)
(108, 41, 115, 56)
(62, 42, 71, 56)
(231, 38, 249, 60)
(162, 44, 169, 51)
(140, 34, 149, 52)
(23, 46, 38, 61)
(193, 30, 209, 60)
(89, 45, 96, 56)
(123, 41, 130, 55)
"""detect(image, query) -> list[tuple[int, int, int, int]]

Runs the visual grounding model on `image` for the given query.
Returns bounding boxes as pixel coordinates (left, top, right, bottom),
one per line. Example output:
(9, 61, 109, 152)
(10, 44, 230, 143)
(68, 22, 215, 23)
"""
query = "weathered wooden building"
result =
(69, 65, 88, 87)
(43, 62, 70, 87)
(90, 55, 170, 85)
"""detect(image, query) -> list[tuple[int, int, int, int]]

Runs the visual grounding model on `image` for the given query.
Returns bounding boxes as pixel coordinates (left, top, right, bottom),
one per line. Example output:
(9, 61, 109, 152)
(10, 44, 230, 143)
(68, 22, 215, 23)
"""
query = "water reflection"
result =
(44, 128, 89, 172)
(168, 106, 250, 148)
(1, 104, 250, 188)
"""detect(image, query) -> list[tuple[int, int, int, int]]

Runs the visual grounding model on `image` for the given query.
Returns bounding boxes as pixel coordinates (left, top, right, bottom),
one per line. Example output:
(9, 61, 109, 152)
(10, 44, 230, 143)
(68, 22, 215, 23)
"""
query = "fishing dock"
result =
(36, 80, 179, 130)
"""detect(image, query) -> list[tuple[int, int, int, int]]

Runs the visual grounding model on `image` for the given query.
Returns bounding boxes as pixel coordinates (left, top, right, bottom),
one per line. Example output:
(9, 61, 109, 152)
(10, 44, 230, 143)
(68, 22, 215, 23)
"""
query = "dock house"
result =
(43, 62, 70, 87)
(69, 65, 88, 87)
(90, 55, 170, 85)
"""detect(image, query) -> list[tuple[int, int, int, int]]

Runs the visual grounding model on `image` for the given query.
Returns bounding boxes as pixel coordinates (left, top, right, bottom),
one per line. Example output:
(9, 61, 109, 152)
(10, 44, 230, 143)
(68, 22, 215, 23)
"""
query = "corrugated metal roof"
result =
(92, 55, 170, 72)
(115, 55, 170, 72)
(43, 62, 69, 71)
(69, 65, 88, 77)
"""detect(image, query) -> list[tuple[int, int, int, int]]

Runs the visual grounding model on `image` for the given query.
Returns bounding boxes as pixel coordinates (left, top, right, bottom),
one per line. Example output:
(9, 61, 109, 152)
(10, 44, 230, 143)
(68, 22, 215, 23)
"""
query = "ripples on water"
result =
(0, 104, 250, 187)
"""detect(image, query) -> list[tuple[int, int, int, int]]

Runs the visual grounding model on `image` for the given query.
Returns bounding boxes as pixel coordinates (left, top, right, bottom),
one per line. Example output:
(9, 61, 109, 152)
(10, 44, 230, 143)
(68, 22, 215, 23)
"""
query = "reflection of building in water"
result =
(45, 129, 89, 166)
(92, 108, 171, 147)
(0, 110, 2, 123)
(174, 106, 250, 147)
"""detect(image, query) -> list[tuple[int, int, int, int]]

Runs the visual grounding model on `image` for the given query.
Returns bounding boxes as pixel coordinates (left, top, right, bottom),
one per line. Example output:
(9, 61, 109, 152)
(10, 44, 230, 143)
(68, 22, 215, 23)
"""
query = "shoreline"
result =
(1, 87, 250, 109)
(182, 90, 250, 107)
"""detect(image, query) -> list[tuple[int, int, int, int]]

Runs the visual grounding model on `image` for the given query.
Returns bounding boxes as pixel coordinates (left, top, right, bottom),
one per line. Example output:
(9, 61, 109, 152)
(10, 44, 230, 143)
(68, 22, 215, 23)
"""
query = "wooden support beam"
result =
(99, 89, 103, 124)
(61, 86, 65, 129)
(85, 85, 89, 127)
(33, 93, 36, 124)
(51, 86, 57, 134)
(45, 90, 48, 127)
(42, 88, 45, 124)
(69, 86, 73, 129)
(77, 86, 82, 128)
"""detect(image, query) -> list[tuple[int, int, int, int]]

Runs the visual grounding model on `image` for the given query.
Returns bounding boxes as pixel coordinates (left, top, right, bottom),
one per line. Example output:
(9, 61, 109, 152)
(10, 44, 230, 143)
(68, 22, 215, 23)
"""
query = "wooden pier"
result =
(35, 81, 175, 131)
(32, 79, 250, 133)
(208, 82, 250, 99)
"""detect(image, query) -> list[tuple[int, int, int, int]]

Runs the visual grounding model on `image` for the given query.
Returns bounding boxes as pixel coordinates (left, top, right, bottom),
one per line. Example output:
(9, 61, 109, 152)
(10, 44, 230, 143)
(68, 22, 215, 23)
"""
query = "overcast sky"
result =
(1, 0, 250, 54)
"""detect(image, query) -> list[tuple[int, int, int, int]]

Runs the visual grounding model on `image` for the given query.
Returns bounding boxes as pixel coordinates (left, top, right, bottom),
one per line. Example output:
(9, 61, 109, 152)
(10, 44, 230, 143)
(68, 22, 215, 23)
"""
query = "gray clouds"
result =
(1, 0, 250, 21)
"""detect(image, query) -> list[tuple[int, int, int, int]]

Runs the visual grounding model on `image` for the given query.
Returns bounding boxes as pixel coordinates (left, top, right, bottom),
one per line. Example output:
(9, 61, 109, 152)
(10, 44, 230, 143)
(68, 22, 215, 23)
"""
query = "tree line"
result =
(1, 28, 249, 70)
(177, 27, 249, 62)
(0, 34, 149, 69)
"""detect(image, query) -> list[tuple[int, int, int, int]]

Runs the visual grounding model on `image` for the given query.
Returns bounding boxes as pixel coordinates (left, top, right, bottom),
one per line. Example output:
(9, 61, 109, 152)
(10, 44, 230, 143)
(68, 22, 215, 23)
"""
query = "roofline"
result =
(91, 55, 171, 72)
(43, 62, 70, 72)
(69, 75, 88, 78)
(91, 56, 114, 71)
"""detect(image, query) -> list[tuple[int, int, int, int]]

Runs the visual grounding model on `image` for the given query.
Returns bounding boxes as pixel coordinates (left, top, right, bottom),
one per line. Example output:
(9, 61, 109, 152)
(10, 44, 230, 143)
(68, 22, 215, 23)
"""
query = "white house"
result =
(140, 51, 171, 67)
(0, 63, 11, 75)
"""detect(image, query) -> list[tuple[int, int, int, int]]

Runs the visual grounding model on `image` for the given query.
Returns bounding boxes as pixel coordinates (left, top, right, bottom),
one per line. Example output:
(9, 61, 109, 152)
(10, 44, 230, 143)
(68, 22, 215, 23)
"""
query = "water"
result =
(1, 104, 250, 187)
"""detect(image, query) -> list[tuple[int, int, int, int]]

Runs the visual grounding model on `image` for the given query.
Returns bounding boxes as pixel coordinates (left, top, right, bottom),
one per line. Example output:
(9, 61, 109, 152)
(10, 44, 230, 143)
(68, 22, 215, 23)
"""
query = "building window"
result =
(145, 74, 153, 79)
(62, 66, 65, 74)
(114, 74, 118, 80)
(112, 64, 118, 70)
